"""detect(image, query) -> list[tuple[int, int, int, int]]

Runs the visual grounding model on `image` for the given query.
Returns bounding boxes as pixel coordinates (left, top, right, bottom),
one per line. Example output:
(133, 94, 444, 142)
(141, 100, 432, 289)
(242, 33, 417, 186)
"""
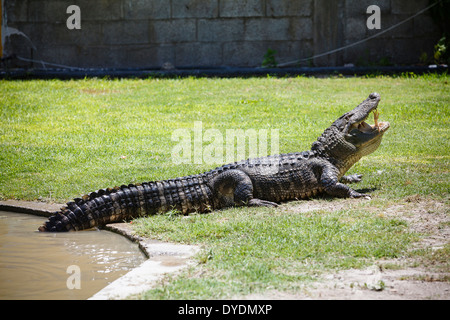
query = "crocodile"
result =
(39, 92, 389, 232)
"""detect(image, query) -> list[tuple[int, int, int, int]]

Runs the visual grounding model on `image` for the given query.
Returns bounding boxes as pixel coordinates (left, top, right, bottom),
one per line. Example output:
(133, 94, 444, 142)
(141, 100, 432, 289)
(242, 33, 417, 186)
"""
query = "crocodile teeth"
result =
(373, 109, 380, 131)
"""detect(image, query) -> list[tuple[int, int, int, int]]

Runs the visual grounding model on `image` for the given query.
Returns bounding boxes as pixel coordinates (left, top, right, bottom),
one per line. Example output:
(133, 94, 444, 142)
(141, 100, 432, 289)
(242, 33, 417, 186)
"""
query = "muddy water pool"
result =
(0, 211, 146, 300)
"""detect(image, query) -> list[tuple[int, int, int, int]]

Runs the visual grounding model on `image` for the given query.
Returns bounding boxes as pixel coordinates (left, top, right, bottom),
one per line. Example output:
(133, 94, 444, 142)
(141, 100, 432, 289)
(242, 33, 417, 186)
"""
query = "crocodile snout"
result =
(369, 92, 380, 100)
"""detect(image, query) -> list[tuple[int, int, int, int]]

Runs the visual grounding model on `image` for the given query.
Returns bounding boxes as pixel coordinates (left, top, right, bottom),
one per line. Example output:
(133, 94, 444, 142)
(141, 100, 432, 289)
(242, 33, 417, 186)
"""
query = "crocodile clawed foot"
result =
(248, 198, 279, 208)
(349, 190, 371, 199)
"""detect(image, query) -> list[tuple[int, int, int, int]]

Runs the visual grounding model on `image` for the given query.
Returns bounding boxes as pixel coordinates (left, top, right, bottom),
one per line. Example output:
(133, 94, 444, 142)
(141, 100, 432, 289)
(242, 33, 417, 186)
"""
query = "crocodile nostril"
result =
(369, 92, 380, 99)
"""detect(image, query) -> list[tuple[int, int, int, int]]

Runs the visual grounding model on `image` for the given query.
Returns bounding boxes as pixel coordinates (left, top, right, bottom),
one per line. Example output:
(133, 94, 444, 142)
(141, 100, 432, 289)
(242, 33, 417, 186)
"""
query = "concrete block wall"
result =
(1, 0, 441, 69)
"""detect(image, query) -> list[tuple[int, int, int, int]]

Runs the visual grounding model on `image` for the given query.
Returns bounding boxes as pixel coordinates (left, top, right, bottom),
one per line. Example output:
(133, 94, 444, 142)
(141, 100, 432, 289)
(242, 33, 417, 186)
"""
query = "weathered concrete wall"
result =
(1, 0, 441, 69)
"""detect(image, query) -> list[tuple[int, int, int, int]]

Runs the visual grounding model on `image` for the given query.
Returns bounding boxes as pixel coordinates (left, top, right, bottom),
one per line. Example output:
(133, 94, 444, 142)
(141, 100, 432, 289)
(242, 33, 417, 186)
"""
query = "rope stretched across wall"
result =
(11, 0, 443, 70)
(277, 0, 443, 67)
(15, 55, 85, 71)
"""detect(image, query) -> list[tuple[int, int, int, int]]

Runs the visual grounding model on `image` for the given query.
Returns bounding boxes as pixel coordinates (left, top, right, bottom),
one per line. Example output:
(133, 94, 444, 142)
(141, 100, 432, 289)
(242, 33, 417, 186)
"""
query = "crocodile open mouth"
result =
(356, 109, 390, 133)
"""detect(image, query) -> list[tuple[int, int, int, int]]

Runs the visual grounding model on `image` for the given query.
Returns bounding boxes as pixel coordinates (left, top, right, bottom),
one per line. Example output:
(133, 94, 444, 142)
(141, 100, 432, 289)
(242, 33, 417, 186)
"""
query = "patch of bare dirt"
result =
(384, 195, 449, 251)
(244, 266, 449, 300)
(244, 197, 450, 300)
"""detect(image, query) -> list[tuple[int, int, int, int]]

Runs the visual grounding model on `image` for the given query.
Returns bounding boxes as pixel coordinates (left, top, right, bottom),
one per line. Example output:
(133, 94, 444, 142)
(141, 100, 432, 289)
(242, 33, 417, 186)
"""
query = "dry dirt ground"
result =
(244, 196, 450, 300)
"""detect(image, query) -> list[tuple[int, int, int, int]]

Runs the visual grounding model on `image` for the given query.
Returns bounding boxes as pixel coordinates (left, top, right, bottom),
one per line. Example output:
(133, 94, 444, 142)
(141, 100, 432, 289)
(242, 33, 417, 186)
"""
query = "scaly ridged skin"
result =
(38, 176, 214, 232)
(39, 93, 390, 232)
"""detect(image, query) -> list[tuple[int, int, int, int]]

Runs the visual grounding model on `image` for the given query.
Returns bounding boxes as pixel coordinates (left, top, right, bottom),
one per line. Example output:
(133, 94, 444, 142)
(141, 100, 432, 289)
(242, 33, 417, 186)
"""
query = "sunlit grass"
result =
(1, 74, 449, 298)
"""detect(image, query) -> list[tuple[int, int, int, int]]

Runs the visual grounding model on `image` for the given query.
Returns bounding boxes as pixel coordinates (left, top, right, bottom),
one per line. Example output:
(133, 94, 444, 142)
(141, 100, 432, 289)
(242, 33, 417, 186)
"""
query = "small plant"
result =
(365, 279, 386, 291)
(164, 208, 182, 220)
(198, 249, 214, 264)
(262, 48, 277, 68)
(378, 56, 393, 66)
(434, 36, 448, 64)
(419, 52, 429, 65)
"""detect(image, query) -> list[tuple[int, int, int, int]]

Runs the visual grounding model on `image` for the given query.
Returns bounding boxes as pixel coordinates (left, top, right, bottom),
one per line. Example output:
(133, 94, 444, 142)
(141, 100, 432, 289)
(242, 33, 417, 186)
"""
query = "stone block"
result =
(2, 25, 36, 59)
(391, 0, 429, 14)
(37, 45, 82, 68)
(123, 0, 170, 20)
(3, 22, 44, 50)
(22, 21, 99, 47)
(291, 40, 314, 66)
(4, 0, 29, 22)
(245, 18, 290, 41)
(103, 20, 149, 45)
(224, 40, 314, 67)
(125, 44, 176, 68)
(313, 0, 345, 66)
(244, 18, 312, 42)
(27, 0, 68, 23)
(342, 39, 380, 65)
(149, 19, 197, 44)
(223, 41, 273, 66)
(27, 0, 122, 22)
(388, 38, 436, 64)
(175, 42, 223, 66)
(261, 40, 314, 67)
(198, 19, 245, 42)
(289, 17, 313, 40)
(71, 0, 122, 21)
(78, 45, 128, 68)
(219, 0, 264, 18)
(266, 0, 313, 17)
(344, 0, 390, 19)
(4, 22, 97, 54)
(345, 17, 367, 40)
(373, 14, 414, 38)
(341, 37, 432, 66)
(61, 21, 101, 46)
(172, 0, 219, 18)
(413, 14, 439, 38)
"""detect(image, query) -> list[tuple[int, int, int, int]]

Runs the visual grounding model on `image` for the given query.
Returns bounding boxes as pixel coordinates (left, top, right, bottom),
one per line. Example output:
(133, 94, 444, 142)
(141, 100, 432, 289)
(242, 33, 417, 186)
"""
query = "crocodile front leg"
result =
(320, 166, 369, 198)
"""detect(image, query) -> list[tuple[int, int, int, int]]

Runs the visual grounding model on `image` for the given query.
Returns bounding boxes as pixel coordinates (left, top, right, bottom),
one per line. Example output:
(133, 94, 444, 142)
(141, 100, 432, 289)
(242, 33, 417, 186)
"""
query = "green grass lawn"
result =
(1, 74, 449, 299)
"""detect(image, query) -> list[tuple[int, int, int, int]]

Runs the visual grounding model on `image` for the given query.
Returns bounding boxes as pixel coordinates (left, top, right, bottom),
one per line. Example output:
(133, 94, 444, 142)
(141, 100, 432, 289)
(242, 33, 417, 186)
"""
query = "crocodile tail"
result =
(38, 175, 213, 232)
